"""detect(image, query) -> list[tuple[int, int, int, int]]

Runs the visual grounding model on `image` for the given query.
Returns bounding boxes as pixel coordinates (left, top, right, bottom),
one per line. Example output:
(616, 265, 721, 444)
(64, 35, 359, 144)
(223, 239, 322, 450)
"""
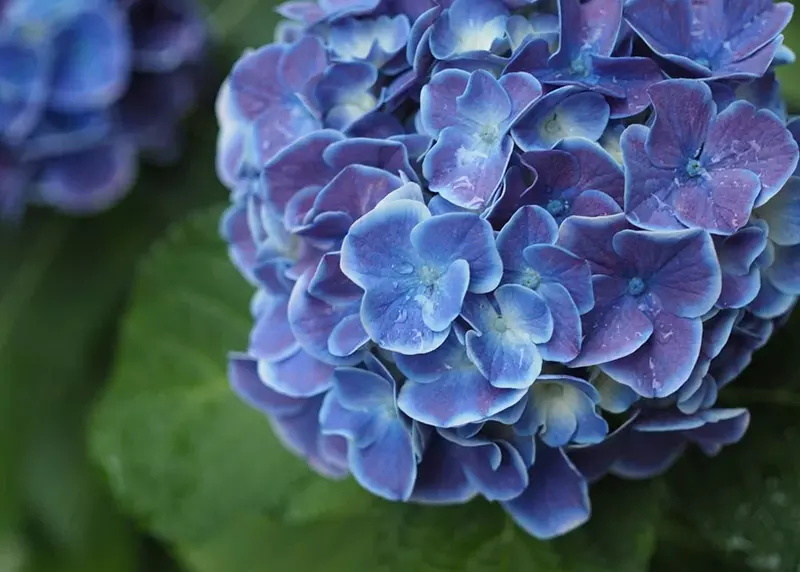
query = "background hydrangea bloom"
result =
(217, 0, 800, 540)
(0, 0, 207, 219)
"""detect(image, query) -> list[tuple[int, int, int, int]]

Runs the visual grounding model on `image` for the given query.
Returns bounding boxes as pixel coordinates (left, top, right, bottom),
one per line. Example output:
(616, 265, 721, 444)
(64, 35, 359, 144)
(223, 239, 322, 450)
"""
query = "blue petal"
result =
(463, 286, 552, 389)
(350, 420, 417, 501)
(502, 446, 590, 540)
(228, 353, 305, 416)
(423, 125, 513, 211)
(340, 198, 428, 290)
(334, 365, 396, 412)
(556, 0, 623, 59)
(451, 438, 530, 501)
(324, 137, 418, 182)
(411, 212, 502, 293)
(429, 0, 509, 60)
(410, 433, 477, 504)
(50, 6, 131, 110)
(766, 244, 800, 295)
(287, 273, 365, 366)
(601, 312, 702, 398)
(758, 177, 800, 246)
(37, 144, 135, 214)
(611, 430, 685, 479)
(512, 87, 610, 151)
(308, 252, 363, 305)
(455, 69, 511, 127)
(359, 262, 465, 354)
(590, 369, 640, 414)
(749, 273, 796, 319)
(249, 295, 299, 361)
(319, 391, 382, 447)
(258, 349, 336, 397)
(0, 39, 49, 141)
(328, 314, 370, 357)
(536, 282, 583, 363)
(398, 368, 526, 428)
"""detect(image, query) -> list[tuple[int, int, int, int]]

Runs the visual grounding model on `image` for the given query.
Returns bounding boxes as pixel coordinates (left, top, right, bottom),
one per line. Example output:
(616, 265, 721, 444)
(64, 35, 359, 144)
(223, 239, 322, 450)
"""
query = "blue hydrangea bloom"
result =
(218, 0, 800, 540)
(0, 0, 207, 218)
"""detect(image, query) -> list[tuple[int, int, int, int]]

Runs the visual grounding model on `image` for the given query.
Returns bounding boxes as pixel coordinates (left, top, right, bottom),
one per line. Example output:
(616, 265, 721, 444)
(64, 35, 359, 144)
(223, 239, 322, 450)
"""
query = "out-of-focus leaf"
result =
(0, 109, 222, 569)
(91, 206, 664, 572)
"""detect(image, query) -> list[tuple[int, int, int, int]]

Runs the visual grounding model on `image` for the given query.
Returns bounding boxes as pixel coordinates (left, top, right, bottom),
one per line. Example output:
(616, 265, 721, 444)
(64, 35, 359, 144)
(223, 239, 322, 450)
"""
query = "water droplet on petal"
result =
(395, 308, 408, 323)
(394, 262, 415, 275)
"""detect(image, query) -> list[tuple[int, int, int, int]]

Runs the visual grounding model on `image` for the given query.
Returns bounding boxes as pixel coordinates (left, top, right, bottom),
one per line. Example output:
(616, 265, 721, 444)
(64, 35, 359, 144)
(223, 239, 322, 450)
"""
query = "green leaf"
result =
(666, 405, 800, 572)
(200, 0, 281, 60)
(92, 206, 663, 571)
(0, 108, 221, 566)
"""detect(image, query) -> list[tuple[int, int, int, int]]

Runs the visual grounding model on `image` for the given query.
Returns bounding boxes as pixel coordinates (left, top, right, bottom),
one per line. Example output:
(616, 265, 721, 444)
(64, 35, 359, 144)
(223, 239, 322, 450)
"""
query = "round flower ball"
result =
(217, 0, 800, 539)
(0, 0, 207, 219)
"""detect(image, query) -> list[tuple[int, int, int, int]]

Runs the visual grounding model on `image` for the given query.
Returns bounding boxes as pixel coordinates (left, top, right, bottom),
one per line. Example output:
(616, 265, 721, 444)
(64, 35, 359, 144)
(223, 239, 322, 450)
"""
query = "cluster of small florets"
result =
(0, 0, 206, 218)
(218, 0, 800, 539)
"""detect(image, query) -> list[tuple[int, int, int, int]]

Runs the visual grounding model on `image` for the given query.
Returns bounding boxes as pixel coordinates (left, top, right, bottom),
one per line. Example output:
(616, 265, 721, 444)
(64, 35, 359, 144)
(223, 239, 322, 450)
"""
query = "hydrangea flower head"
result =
(0, 0, 207, 218)
(218, 0, 800, 540)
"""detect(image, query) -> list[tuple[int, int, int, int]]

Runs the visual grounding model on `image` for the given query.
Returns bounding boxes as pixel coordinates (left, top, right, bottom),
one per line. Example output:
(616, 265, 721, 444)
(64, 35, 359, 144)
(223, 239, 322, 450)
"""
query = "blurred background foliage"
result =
(1, 2, 800, 571)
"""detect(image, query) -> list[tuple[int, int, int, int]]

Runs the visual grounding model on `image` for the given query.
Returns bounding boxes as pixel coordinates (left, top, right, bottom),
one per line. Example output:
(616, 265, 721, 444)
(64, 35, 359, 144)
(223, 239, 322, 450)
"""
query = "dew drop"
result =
(394, 262, 415, 275)
(395, 308, 408, 323)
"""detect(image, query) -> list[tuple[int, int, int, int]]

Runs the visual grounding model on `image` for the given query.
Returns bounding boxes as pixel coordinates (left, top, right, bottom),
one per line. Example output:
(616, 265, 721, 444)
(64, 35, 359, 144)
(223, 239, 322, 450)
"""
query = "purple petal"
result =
(502, 446, 590, 540)
(498, 72, 542, 124)
(591, 55, 664, 118)
(324, 137, 417, 181)
(261, 130, 341, 214)
(419, 68, 470, 136)
(497, 205, 559, 274)
(557, 213, 629, 275)
(612, 229, 721, 318)
(557, 137, 625, 204)
(749, 273, 797, 319)
(703, 101, 799, 207)
(674, 168, 761, 235)
(570, 276, 653, 367)
(645, 80, 714, 169)
(611, 430, 685, 479)
(621, 124, 685, 231)
(571, 190, 623, 218)
(523, 244, 594, 314)
(601, 312, 702, 398)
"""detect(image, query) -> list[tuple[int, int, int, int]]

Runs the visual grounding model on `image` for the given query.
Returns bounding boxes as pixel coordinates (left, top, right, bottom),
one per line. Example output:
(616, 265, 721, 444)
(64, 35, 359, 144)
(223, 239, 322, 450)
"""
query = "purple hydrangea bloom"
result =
(0, 0, 207, 218)
(622, 79, 798, 235)
(625, 0, 793, 80)
(217, 0, 800, 540)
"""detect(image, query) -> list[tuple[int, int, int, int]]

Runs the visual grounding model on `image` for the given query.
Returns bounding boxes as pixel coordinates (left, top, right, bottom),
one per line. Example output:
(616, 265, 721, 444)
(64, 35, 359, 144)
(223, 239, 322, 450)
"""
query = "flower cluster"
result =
(0, 0, 207, 219)
(218, 0, 800, 539)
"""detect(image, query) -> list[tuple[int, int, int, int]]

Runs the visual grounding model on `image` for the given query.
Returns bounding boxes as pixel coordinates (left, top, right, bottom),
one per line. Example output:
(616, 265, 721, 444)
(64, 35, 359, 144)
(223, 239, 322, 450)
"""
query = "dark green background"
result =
(2, 3, 800, 571)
